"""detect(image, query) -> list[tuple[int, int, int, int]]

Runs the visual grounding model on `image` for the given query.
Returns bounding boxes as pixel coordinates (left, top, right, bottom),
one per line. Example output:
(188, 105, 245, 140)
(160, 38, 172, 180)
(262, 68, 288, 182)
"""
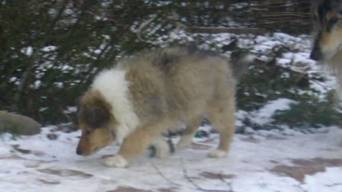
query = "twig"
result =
(325, 183, 342, 187)
(181, 159, 206, 191)
(181, 158, 235, 192)
(217, 172, 234, 192)
(150, 161, 180, 187)
(134, 15, 158, 43)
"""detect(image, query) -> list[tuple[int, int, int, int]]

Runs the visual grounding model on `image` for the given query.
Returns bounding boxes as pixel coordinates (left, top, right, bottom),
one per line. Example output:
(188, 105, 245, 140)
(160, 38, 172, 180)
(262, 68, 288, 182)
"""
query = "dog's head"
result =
(76, 90, 117, 156)
(310, 0, 342, 62)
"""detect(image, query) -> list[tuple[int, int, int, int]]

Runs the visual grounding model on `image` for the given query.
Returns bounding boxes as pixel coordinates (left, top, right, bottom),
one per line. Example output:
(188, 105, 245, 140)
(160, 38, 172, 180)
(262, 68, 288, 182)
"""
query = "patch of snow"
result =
(54, 82, 64, 88)
(249, 98, 297, 126)
(9, 77, 17, 83)
(33, 80, 42, 89)
(41, 46, 57, 52)
(64, 107, 77, 114)
(304, 167, 342, 192)
(21, 46, 33, 57)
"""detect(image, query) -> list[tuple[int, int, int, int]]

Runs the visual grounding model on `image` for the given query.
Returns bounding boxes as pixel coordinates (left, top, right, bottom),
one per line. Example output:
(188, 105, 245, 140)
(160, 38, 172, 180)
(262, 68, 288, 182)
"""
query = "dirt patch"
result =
(240, 136, 260, 144)
(38, 168, 93, 178)
(107, 186, 153, 192)
(200, 171, 235, 180)
(37, 178, 61, 185)
(0, 154, 22, 160)
(47, 133, 59, 140)
(12, 144, 31, 154)
(157, 187, 178, 192)
(271, 158, 342, 183)
(11, 144, 45, 156)
(191, 143, 211, 150)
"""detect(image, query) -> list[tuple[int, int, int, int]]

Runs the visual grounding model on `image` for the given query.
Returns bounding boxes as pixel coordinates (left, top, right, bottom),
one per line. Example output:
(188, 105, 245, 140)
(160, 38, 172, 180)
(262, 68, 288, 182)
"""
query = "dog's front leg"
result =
(103, 154, 128, 168)
(103, 128, 151, 168)
(103, 120, 170, 168)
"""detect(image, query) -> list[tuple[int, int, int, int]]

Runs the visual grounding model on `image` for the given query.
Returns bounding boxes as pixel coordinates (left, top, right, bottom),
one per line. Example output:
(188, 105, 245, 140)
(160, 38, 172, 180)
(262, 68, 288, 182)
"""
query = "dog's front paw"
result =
(103, 155, 128, 168)
(150, 138, 173, 159)
(207, 149, 227, 158)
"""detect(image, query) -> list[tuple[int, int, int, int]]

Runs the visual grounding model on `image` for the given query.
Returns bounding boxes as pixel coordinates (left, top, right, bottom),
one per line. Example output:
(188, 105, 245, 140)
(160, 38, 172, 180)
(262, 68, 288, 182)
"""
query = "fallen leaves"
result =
(271, 158, 342, 183)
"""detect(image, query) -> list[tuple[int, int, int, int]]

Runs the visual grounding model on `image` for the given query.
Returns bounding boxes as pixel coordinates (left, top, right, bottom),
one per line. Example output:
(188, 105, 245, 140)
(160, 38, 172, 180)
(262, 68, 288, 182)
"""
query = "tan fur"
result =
(76, 46, 236, 166)
(320, 29, 342, 52)
(326, 52, 342, 97)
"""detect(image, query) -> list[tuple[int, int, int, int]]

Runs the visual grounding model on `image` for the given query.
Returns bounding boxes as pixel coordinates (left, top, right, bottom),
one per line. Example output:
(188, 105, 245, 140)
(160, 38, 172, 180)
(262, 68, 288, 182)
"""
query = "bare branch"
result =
(186, 26, 266, 35)
(150, 161, 180, 187)
(134, 15, 158, 43)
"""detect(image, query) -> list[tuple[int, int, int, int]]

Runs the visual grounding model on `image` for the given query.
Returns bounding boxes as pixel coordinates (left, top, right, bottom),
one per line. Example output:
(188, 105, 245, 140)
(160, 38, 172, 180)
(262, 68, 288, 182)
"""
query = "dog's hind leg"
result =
(207, 99, 235, 158)
(176, 117, 201, 150)
(150, 136, 174, 159)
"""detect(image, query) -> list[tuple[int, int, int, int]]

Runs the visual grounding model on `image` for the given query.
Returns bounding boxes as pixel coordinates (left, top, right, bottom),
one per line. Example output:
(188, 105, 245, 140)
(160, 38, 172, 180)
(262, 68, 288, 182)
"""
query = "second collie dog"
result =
(311, 0, 342, 97)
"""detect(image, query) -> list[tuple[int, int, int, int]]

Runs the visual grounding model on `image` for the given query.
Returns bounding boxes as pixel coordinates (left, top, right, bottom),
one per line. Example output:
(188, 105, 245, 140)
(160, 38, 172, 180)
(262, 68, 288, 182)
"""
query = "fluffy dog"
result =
(310, 0, 342, 96)
(76, 46, 239, 167)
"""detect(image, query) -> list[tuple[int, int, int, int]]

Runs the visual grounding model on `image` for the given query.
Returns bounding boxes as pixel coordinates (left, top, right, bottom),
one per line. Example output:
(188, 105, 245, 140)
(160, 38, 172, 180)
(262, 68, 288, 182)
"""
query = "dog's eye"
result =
(84, 129, 92, 135)
(338, 11, 342, 18)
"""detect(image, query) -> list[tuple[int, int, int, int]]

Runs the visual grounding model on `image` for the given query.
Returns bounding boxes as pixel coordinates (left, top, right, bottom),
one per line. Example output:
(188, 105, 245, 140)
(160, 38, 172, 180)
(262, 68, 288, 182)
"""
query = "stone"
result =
(0, 111, 41, 135)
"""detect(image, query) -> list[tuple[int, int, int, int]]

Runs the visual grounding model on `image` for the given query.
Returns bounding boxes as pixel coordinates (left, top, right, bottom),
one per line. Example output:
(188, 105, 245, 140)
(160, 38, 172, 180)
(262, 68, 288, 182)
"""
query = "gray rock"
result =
(0, 111, 41, 135)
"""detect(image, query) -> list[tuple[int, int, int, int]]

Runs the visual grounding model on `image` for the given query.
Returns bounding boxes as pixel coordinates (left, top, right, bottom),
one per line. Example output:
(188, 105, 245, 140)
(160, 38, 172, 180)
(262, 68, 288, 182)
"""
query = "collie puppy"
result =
(76, 46, 238, 167)
(310, 0, 342, 97)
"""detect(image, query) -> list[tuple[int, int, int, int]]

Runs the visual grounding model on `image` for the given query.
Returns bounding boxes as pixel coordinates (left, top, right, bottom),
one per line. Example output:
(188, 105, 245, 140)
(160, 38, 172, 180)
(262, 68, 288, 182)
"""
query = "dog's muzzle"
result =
(76, 146, 83, 155)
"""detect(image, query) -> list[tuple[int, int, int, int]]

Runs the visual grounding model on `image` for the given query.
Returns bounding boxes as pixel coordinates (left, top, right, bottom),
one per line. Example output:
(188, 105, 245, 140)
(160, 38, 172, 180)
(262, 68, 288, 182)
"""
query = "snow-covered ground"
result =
(1, 125, 342, 192)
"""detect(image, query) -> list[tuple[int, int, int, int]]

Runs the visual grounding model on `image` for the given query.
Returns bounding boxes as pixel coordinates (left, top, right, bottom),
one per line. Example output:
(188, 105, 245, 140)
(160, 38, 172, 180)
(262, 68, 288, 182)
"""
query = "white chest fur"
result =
(91, 67, 140, 143)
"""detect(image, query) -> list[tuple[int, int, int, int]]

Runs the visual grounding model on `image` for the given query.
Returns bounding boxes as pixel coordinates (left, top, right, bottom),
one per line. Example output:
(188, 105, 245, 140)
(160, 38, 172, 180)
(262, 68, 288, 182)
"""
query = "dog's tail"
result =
(229, 49, 255, 80)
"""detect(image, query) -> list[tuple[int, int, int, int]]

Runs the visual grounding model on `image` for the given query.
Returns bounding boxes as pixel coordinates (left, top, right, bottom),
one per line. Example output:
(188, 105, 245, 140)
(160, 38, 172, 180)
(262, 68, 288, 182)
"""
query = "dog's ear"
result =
(316, 0, 330, 25)
(80, 105, 111, 129)
(75, 96, 82, 114)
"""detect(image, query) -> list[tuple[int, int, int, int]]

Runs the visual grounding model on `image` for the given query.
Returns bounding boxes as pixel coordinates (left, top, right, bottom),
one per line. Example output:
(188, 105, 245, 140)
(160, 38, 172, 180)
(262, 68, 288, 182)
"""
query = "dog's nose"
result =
(76, 147, 83, 155)
(310, 49, 321, 61)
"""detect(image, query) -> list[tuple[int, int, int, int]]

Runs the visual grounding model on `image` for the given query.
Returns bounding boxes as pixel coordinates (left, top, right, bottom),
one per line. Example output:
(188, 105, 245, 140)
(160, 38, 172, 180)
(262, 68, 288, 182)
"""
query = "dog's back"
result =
(118, 46, 237, 161)
(122, 46, 236, 124)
